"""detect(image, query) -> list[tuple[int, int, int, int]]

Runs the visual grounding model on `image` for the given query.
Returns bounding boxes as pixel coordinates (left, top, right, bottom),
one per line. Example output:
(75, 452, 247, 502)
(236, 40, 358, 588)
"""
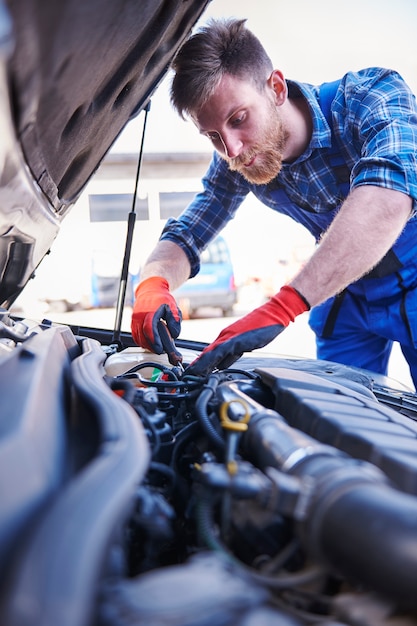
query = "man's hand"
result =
(186, 285, 309, 376)
(131, 276, 182, 354)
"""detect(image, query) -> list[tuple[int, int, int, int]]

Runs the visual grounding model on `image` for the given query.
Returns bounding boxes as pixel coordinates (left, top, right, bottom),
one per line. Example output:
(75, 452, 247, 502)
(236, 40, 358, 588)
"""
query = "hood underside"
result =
(0, 0, 210, 306)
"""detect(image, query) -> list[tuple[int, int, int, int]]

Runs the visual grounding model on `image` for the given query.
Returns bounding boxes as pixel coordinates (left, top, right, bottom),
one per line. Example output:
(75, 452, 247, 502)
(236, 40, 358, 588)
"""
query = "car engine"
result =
(1, 310, 417, 626)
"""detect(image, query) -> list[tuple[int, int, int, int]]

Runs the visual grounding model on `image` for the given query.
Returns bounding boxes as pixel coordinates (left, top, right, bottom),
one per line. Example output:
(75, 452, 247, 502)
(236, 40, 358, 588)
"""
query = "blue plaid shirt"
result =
(161, 67, 417, 278)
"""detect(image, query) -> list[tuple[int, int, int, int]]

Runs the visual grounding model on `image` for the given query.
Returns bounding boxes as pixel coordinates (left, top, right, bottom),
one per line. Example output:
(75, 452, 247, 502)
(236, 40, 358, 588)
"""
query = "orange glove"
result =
(186, 285, 309, 377)
(131, 276, 182, 356)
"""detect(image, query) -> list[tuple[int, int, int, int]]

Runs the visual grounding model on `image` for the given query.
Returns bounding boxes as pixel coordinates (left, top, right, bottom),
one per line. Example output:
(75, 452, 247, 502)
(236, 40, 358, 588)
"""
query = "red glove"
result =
(131, 276, 182, 356)
(186, 285, 309, 377)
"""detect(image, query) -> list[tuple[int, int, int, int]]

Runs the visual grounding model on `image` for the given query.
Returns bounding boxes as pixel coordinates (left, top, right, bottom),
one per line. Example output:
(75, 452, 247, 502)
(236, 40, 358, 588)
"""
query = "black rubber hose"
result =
(305, 477, 417, 609)
(243, 406, 417, 609)
(194, 375, 225, 450)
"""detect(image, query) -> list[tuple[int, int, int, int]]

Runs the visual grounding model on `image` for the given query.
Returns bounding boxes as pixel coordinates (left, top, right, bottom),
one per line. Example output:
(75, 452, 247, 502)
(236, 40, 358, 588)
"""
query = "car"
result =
(90, 249, 137, 309)
(173, 236, 237, 317)
(2, 2, 417, 626)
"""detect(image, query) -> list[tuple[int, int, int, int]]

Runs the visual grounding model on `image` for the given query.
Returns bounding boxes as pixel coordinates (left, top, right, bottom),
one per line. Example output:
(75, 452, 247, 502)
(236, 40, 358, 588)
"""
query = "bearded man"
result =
(131, 18, 417, 386)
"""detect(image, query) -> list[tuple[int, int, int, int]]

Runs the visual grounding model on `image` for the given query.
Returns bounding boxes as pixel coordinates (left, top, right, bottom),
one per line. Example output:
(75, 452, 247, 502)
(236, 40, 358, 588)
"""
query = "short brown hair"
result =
(170, 18, 273, 119)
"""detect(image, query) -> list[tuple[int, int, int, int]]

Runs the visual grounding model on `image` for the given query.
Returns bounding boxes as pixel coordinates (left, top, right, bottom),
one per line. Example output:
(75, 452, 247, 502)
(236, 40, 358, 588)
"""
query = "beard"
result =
(226, 105, 288, 185)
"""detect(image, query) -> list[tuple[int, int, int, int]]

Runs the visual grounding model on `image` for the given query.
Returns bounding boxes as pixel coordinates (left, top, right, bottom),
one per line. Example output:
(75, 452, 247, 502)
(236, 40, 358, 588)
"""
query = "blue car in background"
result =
(173, 236, 237, 318)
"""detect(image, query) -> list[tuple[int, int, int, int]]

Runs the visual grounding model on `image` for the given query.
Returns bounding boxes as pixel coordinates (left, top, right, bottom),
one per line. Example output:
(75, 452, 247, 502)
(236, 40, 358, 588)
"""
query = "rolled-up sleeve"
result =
(340, 69, 417, 207)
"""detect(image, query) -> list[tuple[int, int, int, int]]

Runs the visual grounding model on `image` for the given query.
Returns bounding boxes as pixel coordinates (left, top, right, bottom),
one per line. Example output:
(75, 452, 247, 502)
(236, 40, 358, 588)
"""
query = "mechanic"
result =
(131, 17, 417, 385)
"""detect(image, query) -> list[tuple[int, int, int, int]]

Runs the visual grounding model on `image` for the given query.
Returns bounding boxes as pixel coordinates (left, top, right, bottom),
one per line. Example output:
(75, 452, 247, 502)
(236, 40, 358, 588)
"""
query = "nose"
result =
(221, 130, 243, 159)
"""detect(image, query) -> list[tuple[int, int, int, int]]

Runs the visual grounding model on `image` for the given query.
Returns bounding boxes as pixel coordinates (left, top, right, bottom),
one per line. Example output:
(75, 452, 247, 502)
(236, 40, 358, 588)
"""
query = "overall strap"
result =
(319, 79, 350, 195)
(318, 79, 341, 120)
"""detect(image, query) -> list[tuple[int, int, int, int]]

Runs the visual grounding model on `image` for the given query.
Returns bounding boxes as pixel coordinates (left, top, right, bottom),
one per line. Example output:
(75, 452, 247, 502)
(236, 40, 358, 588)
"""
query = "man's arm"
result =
(291, 185, 413, 306)
(139, 240, 191, 290)
(131, 240, 191, 354)
(187, 185, 413, 376)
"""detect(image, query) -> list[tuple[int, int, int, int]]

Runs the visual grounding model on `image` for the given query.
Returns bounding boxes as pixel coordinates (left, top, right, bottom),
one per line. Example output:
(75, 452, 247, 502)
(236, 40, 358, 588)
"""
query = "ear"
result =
(267, 69, 287, 105)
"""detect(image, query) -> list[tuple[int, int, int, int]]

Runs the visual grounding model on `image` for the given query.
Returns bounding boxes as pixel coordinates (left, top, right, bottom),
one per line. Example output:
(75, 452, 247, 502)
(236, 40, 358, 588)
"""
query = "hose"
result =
(194, 374, 225, 450)
(242, 401, 417, 608)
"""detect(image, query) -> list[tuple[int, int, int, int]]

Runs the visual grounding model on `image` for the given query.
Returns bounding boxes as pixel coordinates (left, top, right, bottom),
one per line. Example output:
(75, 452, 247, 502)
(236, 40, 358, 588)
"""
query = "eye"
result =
(206, 131, 221, 142)
(231, 112, 245, 127)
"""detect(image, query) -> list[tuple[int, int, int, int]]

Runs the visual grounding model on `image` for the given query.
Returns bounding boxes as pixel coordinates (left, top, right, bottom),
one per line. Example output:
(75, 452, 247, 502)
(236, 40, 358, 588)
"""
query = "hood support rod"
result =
(112, 101, 151, 346)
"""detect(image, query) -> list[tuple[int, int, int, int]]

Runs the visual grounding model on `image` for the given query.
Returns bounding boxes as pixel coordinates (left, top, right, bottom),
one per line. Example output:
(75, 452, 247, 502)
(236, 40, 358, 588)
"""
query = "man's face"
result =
(193, 73, 288, 185)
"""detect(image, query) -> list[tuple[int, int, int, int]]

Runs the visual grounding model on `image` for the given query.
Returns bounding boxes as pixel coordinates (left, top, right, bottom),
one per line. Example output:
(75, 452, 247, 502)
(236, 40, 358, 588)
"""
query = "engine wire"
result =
(196, 493, 326, 591)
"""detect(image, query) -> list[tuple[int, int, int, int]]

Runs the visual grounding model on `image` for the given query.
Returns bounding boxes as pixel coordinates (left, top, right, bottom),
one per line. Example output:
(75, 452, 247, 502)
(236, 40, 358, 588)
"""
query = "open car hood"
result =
(0, 0, 210, 307)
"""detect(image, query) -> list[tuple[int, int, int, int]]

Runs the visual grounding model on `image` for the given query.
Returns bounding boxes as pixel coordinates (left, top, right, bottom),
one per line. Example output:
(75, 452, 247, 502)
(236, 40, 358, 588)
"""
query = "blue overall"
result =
(309, 216, 417, 387)
(279, 80, 417, 387)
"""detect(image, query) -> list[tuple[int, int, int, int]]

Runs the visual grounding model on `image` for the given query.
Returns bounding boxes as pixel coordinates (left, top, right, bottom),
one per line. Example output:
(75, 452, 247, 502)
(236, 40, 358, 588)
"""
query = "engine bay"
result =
(1, 310, 417, 625)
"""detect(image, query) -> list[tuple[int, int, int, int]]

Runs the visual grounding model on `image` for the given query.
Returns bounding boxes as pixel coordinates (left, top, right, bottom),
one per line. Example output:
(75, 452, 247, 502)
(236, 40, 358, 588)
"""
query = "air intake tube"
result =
(219, 381, 417, 609)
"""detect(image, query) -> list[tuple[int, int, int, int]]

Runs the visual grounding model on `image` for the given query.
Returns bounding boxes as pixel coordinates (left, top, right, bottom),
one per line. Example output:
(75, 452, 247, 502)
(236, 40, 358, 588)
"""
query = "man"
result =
(131, 18, 417, 384)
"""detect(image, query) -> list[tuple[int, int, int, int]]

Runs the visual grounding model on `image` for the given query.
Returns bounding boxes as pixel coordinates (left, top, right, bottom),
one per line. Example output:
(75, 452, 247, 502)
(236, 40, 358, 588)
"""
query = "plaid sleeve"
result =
(160, 153, 250, 277)
(338, 69, 417, 202)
